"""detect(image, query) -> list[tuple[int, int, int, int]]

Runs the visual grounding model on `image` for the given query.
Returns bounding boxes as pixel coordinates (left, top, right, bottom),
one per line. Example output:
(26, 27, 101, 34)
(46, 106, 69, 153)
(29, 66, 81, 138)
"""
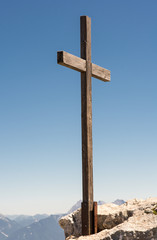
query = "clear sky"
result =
(0, 0, 157, 215)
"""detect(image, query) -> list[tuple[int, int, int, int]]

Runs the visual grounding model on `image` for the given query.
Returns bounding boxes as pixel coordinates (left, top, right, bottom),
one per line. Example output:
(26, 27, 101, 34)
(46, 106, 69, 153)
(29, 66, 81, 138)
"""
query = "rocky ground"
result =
(59, 198, 157, 240)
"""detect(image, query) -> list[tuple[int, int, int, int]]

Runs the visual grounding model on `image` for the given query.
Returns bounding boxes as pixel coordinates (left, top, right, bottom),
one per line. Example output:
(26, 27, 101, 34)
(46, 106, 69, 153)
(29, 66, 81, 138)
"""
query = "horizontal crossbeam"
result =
(57, 51, 110, 82)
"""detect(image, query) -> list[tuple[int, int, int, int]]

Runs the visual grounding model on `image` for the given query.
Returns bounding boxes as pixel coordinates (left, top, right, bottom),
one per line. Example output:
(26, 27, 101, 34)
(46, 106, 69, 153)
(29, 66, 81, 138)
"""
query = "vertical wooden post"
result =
(93, 202, 98, 233)
(81, 15, 94, 236)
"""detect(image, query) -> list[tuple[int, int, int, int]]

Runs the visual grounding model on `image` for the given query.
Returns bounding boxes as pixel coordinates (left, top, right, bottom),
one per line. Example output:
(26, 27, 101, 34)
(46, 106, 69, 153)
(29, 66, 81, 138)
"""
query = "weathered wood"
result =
(93, 202, 98, 234)
(92, 63, 110, 82)
(82, 202, 90, 235)
(57, 51, 86, 72)
(57, 51, 110, 82)
(81, 15, 94, 236)
(57, 15, 111, 236)
(81, 16, 91, 62)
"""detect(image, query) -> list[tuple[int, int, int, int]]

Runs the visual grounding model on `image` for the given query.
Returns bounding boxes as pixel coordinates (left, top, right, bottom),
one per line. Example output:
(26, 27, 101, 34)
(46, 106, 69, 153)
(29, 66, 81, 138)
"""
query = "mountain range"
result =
(0, 199, 125, 240)
(7, 215, 64, 240)
(0, 214, 21, 240)
(0, 214, 64, 240)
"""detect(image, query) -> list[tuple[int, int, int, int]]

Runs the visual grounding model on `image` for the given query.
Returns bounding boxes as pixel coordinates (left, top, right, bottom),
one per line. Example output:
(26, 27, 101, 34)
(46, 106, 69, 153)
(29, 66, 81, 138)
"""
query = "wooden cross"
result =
(57, 16, 110, 235)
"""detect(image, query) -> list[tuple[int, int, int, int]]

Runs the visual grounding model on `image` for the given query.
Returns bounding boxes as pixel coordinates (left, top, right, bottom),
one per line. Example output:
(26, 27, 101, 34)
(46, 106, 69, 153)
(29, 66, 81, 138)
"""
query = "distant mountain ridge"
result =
(0, 214, 64, 240)
(7, 215, 64, 240)
(0, 199, 125, 240)
(13, 214, 49, 227)
(112, 199, 125, 205)
(67, 199, 125, 214)
(0, 214, 21, 240)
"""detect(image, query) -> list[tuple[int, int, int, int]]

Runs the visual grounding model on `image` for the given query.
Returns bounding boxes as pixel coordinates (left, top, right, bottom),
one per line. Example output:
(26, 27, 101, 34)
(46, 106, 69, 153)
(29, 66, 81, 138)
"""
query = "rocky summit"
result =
(59, 198, 157, 240)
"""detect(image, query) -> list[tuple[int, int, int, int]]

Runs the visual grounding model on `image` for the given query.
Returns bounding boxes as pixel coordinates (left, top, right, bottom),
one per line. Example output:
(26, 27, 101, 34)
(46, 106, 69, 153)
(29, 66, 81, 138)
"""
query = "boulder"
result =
(59, 198, 157, 240)
(59, 209, 81, 238)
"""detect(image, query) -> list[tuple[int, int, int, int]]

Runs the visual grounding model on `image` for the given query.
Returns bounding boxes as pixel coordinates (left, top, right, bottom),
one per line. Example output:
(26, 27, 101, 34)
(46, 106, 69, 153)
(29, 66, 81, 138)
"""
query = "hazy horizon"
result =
(1, 196, 155, 216)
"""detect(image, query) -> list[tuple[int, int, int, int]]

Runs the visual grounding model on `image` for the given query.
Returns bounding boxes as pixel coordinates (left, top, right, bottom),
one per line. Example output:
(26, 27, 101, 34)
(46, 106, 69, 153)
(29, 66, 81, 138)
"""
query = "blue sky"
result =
(0, 0, 157, 215)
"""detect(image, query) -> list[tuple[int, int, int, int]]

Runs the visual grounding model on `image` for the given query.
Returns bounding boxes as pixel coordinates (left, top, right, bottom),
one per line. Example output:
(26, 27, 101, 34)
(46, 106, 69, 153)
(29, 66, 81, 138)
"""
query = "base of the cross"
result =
(81, 201, 97, 235)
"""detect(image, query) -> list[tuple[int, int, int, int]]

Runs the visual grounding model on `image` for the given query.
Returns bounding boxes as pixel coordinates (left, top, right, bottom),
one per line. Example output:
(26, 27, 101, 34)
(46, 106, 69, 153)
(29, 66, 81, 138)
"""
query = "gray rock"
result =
(59, 209, 81, 238)
(59, 198, 157, 240)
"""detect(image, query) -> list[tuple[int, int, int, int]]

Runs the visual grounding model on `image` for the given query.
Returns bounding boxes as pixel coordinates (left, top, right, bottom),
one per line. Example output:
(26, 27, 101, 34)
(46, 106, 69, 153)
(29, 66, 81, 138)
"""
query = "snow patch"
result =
(1, 231, 8, 237)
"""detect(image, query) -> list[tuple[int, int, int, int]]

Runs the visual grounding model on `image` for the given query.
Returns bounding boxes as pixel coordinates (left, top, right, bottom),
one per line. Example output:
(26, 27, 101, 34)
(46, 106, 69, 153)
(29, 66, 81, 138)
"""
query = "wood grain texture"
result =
(57, 51, 86, 72)
(81, 16, 91, 62)
(81, 15, 94, 236)
(57, 51, 110, 82)
(81, 62, 93, 205)
(92, 63, 110, 82)
(93, 202, 98, 234)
